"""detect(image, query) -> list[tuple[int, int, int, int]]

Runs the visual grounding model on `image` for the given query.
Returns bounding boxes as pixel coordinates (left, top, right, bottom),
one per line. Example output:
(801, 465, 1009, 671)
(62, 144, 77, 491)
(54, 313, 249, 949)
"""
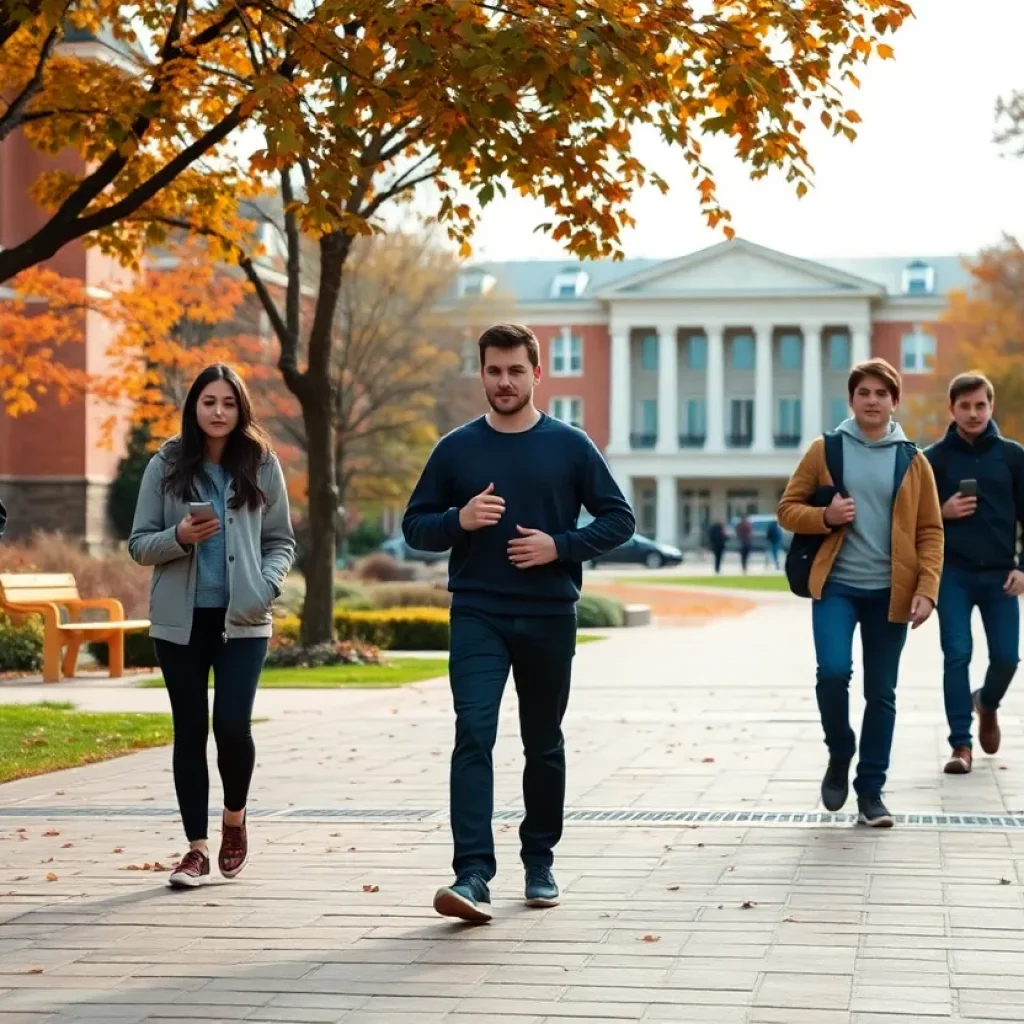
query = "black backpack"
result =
(785, 432, 845, 598)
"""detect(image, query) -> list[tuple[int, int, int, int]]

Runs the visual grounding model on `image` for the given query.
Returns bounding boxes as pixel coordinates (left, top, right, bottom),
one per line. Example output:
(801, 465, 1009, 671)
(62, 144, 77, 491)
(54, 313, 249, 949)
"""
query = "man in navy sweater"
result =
(925, 373, 1024, 775)
(402, 323, 635, 922)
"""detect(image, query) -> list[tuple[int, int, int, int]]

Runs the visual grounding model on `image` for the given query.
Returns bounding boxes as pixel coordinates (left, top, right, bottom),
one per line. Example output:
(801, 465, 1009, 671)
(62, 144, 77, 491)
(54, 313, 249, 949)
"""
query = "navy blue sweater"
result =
(924, 421, 1024, 572)
(402, 414, 635, 615)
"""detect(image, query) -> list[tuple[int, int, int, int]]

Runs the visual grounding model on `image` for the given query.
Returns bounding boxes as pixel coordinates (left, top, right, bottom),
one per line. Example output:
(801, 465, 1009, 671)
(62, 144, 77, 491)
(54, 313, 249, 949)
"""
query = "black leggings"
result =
(154, 608, 268, 842)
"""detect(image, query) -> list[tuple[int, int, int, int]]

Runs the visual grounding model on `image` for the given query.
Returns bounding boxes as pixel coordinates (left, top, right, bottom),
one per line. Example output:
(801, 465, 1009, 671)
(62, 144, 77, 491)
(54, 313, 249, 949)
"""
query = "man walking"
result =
(402, 323, 635, 922)
(778, 358, 943, 827)
(736, 514, 754, 573)
(924, 373, 1024, 774)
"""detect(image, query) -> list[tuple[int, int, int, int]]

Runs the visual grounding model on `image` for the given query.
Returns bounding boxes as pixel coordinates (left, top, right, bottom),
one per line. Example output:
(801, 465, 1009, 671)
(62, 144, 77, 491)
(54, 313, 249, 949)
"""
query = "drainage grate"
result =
(2, 806, 1024, 830)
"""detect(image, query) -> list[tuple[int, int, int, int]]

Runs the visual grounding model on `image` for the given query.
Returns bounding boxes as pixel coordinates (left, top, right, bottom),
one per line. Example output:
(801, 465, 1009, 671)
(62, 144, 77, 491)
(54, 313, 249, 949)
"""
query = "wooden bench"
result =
(0, 573, 150, 683)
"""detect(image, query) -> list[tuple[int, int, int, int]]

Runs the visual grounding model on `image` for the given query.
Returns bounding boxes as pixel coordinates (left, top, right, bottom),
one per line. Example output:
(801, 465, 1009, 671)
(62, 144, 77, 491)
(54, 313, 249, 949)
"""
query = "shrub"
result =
(274, 615, 302, 643)
(108, 424, 153, 540)
(334, 607, 449, 650)
(346, 520, 388, 556)
(355, 552, 415, 583)
(89, 631, 158, 669)
(366, 583, 450, 610)
(0, 613, 44, 672)
(333, 579, 374, 611)
(265, 638, 384, 669)
(576, 593, 625, 628)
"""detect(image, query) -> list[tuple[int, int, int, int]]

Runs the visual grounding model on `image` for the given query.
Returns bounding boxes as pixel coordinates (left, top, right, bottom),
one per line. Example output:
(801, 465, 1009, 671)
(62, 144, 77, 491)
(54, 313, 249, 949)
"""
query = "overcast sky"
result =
(461, 0, 1024, 264)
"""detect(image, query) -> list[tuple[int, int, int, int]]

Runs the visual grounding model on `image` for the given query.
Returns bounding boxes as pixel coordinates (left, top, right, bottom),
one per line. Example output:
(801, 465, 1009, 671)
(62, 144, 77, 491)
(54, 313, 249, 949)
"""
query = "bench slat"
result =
(57, 620, 150, 633)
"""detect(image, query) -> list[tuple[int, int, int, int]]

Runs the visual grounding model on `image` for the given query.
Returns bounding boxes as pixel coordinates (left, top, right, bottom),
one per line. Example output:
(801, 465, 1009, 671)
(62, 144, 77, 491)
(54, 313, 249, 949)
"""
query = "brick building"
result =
(444, 238, 969, 549)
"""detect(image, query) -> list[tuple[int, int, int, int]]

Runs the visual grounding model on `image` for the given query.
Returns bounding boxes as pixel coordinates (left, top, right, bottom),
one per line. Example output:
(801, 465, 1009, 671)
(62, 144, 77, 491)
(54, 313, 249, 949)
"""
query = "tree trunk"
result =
(299, 376, 337, 646)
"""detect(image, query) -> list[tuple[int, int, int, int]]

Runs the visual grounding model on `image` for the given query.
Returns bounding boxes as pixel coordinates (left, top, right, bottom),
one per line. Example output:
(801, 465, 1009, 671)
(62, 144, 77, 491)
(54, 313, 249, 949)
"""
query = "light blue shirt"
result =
(194, 462, 230, 608)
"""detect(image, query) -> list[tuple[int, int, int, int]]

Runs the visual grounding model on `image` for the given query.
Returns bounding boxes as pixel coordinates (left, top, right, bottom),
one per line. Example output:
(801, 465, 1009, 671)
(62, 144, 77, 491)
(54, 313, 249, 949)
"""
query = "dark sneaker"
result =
(857, 794, 894, 828)
(524, 866, 560, 908)
(944, 746, 973, 775)
(218, 814, 248, 879)
(974, 690, 1001, 755)
(820, 759, 850, 812)
(432, 874, 492, 923)
(168, 848, 210, 888)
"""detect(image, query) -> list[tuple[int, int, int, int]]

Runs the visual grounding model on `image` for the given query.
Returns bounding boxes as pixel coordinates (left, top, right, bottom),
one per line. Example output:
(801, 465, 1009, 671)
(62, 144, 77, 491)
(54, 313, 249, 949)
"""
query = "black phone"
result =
(958, 479, 978, 497)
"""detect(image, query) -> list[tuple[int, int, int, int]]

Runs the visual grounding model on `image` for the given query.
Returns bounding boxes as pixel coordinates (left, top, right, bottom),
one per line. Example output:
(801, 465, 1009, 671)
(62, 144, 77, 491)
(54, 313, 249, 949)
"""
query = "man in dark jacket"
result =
(925, 373, 1024, 775)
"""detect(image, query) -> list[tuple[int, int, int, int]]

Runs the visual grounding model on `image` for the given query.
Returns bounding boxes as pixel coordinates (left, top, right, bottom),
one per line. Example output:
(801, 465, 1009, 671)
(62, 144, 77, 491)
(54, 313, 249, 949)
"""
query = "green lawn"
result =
(623, 574, 791, 592)
(576, 632, 606, 644)
(0, 702, 174, 784)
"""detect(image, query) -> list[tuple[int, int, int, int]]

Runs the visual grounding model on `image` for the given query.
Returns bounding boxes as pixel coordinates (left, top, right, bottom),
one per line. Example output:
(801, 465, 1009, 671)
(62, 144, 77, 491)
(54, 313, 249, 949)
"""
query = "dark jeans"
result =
(938, 565, 1020, 749)
(154, 608, 268, 841)
(448, 607, 576, 882)
(766, 541, 781, 570)
(712, 546, 725, 573)
(739, 545, 752, 572)
(811, 582, 908, 797)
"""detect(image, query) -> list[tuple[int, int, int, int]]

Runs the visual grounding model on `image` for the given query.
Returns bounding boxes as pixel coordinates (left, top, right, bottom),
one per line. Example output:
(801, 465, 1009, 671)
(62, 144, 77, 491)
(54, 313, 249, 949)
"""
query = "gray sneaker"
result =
(857, 793, 894, 828)
(524, 865, 560, 907)
(432, 874, 492, 922)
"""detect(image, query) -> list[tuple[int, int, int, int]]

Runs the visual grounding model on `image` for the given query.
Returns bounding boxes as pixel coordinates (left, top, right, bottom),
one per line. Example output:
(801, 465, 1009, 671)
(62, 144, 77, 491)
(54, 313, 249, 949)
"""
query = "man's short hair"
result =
(948, 371, 994, 404)
(848, 358, 902, 403)
(477, 323, 540, 368)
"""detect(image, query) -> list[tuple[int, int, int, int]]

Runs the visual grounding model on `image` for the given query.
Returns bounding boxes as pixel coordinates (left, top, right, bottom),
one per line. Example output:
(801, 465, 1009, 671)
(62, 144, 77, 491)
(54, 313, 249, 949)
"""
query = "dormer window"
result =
(550, 268, 589, 299)
(901, 261, 935, 295)
(458, 269, 495, 298)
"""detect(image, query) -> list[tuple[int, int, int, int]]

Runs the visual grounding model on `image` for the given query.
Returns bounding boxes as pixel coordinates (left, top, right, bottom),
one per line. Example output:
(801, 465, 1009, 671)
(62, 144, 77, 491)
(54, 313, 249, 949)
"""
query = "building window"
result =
(640, 335, 659, 371)
(688, 335, 708, 370)
(828, 331, 851, 371)
(551, 330, 583, 376)
(684, 399, 706, 443)
(901, 326, 936, 374)
(726, 489, 759, 521)
(637, 485, 656, 538)
(640, 399, 658, 434)
(550, 397, 583, 429)
(731, 335, 755, 370)
(550, 269, 589, 298)
(901, 261, 935, 295)
(776, 398, 802, 445)
(458, 270, 495, 297)
(779, 334, 802, 370)
(829, 397, 849, 428)
(459, 337, 477, 377)
(728, 398, 754, 447)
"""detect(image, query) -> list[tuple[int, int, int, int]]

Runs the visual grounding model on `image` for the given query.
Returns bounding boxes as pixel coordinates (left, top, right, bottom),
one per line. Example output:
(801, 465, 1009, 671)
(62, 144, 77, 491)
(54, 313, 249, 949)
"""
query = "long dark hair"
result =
(161, 364, 272, 511)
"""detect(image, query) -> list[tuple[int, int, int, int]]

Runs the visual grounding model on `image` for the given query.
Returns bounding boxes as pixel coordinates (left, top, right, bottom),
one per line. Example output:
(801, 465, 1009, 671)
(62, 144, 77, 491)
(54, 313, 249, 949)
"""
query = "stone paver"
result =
(2, 592, 1024, 1021)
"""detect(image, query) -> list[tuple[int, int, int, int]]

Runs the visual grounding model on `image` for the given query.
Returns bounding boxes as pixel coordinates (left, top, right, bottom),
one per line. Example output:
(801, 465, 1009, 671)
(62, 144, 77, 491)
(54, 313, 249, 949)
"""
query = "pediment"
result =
(595, 239, 885, 298)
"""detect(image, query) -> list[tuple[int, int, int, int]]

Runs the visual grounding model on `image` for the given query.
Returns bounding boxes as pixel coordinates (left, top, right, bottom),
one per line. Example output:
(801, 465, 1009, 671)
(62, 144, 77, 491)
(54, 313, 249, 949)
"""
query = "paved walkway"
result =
(3, 594, 1024, 1022)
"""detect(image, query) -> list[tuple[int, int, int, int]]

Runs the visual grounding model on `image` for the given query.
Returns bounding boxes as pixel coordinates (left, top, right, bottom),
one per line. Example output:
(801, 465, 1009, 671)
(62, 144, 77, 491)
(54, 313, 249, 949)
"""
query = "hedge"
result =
(576, 593, 625, 628)
(276, 606, 449, 651)
(0, 614, 44, 672)
(89, 632, 158, 669)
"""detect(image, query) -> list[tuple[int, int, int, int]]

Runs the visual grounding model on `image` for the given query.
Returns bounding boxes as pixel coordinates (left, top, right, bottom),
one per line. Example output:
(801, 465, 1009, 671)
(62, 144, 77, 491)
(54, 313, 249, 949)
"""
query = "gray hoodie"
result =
(829, 417, 909, 591)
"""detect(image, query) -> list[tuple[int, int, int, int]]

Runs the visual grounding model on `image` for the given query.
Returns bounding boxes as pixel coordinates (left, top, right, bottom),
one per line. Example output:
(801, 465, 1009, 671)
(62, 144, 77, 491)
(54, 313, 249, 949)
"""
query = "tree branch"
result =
(0, 18, 63, 144)
(361, 164, 440, 221)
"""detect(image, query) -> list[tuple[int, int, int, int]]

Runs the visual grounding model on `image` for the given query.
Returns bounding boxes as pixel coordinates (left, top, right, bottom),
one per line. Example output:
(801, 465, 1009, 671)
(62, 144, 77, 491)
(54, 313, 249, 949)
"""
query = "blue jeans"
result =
(448, 608, 576, 882)
(811, 582, 908, 797)
(937, 566, 1020, 749)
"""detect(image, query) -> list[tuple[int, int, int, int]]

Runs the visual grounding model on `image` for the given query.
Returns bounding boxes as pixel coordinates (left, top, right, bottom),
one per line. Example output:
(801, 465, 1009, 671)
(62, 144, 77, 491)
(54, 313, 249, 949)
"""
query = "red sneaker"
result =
(168, 849, 210, 888)
(219, 815, 248, 879)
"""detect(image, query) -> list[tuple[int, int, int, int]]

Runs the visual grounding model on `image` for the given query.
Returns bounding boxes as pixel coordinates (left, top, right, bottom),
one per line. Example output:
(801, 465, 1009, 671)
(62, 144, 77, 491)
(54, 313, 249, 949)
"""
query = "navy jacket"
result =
(402, 414, 635, 615)
(924, 421, 1024, 572)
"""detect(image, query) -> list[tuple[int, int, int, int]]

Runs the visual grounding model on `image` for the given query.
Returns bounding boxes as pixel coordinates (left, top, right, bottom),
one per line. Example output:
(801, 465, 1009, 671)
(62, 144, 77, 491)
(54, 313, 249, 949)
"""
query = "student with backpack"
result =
(924, 373, 1024, 775)
(778, 358, 943, 827)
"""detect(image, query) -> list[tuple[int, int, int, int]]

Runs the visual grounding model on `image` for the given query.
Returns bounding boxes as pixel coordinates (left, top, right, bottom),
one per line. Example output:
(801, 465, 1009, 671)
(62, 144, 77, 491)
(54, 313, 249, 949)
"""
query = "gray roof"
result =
(455, 245, 973, 304)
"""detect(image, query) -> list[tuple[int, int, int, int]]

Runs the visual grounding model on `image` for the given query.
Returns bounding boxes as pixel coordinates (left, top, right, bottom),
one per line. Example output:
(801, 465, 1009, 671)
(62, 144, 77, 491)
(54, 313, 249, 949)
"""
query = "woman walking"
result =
(129, 364, 295, 887)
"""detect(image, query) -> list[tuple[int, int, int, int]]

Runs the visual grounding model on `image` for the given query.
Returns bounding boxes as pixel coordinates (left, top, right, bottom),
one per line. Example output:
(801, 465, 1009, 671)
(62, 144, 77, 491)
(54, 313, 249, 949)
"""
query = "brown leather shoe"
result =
(944, 746, 973, 774)
(219, 813, 248, 878)
(974, 691, 1001, 755)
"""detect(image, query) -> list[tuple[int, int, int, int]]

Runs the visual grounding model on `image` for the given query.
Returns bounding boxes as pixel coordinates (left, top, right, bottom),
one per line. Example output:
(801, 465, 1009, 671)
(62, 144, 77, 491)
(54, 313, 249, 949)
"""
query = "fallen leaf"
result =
(702, 757, 715, 764)
(1000, 877, 1012, 885)
(55, 790, 64, 795)
(26, 967, 43, 974)
(13, 875, 27, 881)
(641, 934, 661, 943)
(667, 885, 680, 891)
(41, 857, 54, 864)
(112, 847, 124, 854)
(697, 842, 705, 848)
(784, 916, 798, 923)
(15, 828, 26, 833)
(741, 900, 757, 909)
(45, 873, 57, 882)
(362, 884, 379, 893)
(61, 843, 73, 849)
(42, 829, 60, 837)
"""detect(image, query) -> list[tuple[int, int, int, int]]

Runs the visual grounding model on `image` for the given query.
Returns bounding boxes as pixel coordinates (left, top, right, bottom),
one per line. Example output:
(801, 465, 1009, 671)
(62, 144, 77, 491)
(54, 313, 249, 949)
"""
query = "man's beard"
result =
(486, 389, 532, 416)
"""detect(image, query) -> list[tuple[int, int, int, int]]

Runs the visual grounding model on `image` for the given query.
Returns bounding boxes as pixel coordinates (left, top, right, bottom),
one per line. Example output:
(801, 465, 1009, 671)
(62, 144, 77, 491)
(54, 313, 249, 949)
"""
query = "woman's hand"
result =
(176, 514, 220, 546)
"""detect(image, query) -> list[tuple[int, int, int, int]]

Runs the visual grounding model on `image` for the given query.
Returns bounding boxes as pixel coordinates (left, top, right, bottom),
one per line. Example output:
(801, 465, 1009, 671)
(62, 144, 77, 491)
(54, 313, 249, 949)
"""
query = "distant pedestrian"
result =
(402, 323, 635, 923)
(129, 364, 296, 888)
(778, 358, 942, 828)
(925, 373, 1024, 776)
(765, 519, 782, 570)
(736, 515, 754, 573)
(708, 521, 726, 574)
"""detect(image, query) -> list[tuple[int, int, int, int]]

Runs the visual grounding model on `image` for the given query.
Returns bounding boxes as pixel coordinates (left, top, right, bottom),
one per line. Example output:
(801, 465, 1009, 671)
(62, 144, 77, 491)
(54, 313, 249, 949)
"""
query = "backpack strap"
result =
(822, 431, 846, 498)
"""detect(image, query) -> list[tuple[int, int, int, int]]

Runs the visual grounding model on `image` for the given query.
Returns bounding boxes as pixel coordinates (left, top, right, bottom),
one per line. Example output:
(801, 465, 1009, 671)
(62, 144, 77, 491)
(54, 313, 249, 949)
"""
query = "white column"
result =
(656, 474, 677, 546)
(656, 326, 679, 453)
(753, 323, 774, 452)
(851, 323, 871, 365)
(801, 322, 823, 445)
(609, 329, 631, 452)
(705, 325, 725, 452)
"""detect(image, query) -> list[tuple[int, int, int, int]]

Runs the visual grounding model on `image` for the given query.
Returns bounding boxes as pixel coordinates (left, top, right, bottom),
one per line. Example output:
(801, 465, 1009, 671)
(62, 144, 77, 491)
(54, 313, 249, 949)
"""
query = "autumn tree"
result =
(4, 1, 914, 644)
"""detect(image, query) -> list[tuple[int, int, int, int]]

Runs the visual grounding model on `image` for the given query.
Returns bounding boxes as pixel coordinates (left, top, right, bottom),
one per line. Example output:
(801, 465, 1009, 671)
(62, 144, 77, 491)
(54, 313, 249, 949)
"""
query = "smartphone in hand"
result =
(958, 479, 978, 497)
(188, 501, 217, 523)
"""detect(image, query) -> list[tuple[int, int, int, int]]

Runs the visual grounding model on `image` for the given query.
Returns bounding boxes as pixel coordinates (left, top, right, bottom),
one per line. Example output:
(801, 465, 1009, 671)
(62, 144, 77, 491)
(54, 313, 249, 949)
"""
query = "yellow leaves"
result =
(877, 44, 895, 59)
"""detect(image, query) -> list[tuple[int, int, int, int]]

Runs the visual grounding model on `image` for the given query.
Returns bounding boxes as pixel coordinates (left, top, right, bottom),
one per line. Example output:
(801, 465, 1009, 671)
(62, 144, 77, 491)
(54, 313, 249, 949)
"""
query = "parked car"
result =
(589, 533, 683, 570)
(724, 514, 792, 553)
(378, 537, 450, 565)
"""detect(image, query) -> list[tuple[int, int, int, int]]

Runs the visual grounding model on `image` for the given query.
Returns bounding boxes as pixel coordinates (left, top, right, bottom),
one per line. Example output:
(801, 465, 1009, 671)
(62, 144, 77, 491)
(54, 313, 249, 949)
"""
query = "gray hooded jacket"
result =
(829, 417, 910, 591)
